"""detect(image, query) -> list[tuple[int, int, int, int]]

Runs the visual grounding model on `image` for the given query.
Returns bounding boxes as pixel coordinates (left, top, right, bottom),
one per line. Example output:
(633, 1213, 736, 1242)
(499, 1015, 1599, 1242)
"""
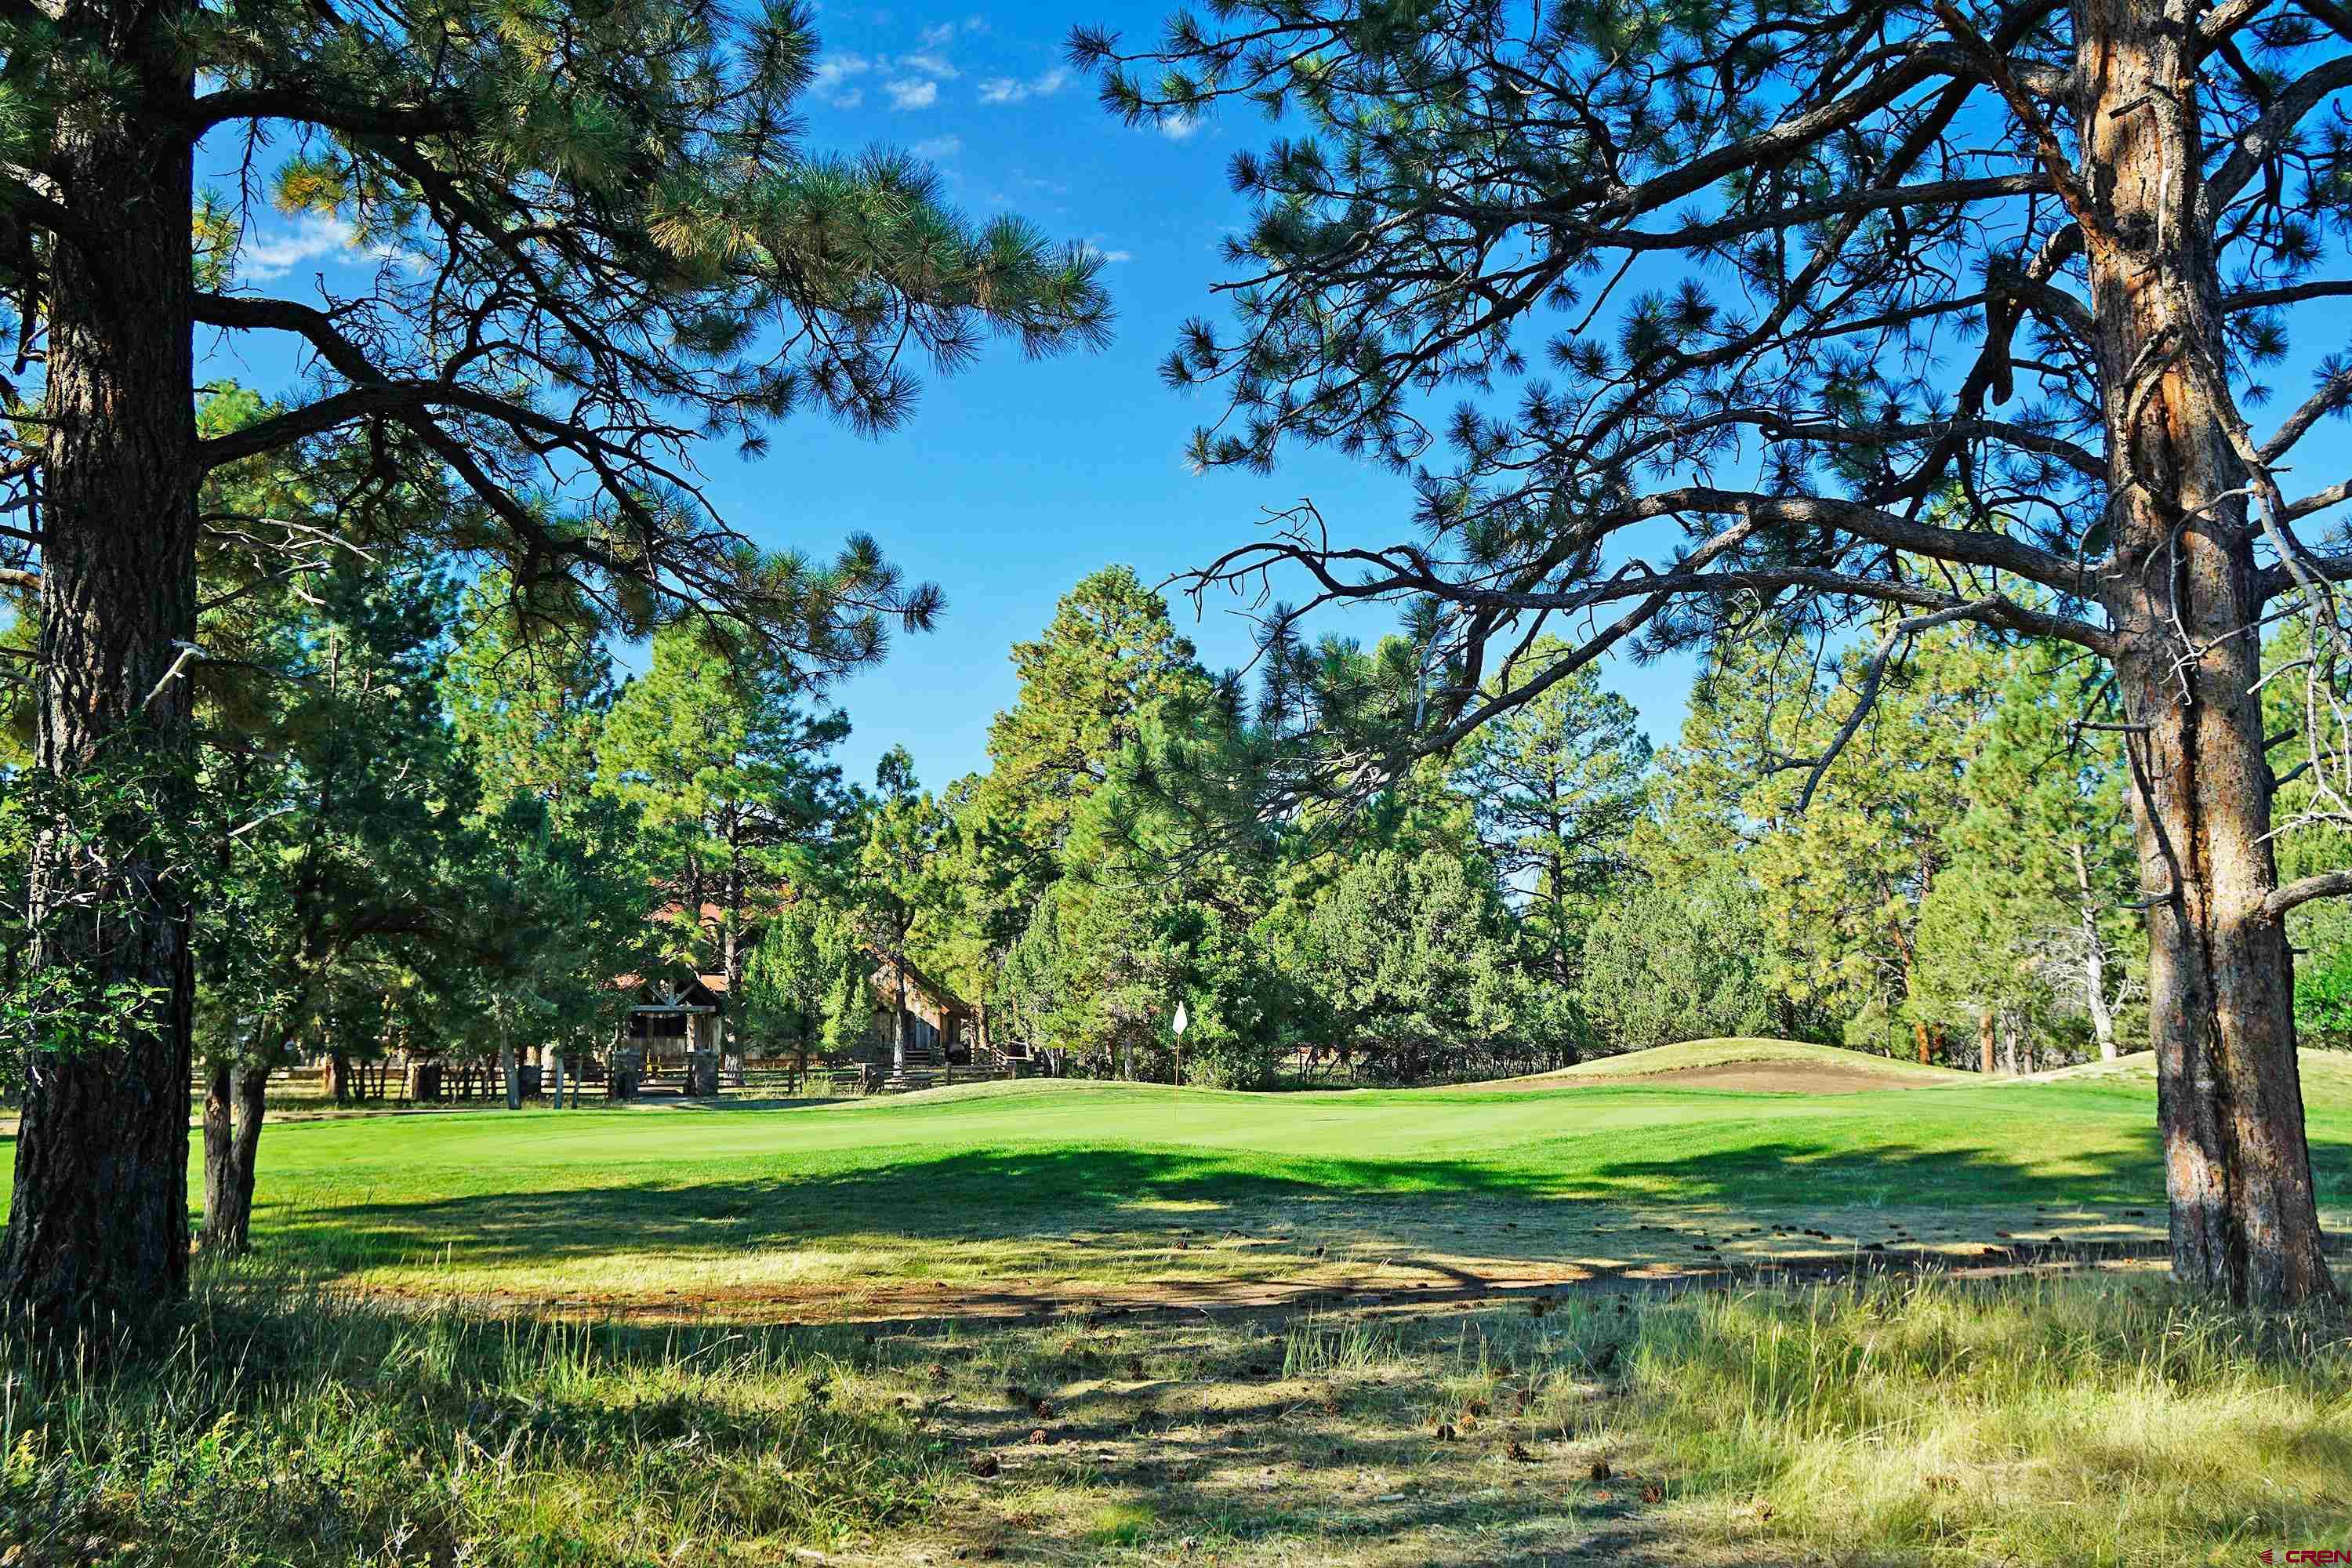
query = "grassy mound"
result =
(2024, 1047, 2352, 1098)
(1454, 1036, 1971, 1091)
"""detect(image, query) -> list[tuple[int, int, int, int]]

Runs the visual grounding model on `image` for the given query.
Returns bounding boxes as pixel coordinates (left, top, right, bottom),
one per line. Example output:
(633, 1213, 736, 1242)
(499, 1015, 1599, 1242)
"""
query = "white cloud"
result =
(885, 77, 940, 109)
(1081, 243, 1134, 263)
(900, 49, 959, 78)
(978, 67, 1068, 104)
(918, 20, 956, 45)
(912, 134, 964, 158)
(243, 212, 358, 281)
(811, 51, 873, 106)
(1158, 114, 1203, 140)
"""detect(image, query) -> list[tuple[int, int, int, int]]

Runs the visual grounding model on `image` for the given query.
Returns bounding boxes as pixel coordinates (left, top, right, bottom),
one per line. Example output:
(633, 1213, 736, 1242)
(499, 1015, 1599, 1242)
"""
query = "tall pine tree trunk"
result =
(0, 49, 201, 1327)
(2083, 0, 2335, 1305)
(199, 1062, 236, 1250)
(198, 1063, 269, 1254)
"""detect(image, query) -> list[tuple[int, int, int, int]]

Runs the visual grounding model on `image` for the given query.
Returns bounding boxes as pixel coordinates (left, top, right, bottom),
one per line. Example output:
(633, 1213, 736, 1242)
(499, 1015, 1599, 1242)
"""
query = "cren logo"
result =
(2264, 1552, 2352, 1565)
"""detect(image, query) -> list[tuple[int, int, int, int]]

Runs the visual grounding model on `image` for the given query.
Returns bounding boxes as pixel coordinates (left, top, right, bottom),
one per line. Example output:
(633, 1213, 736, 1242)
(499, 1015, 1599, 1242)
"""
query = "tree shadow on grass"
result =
(255, 1127, 2294, 1291)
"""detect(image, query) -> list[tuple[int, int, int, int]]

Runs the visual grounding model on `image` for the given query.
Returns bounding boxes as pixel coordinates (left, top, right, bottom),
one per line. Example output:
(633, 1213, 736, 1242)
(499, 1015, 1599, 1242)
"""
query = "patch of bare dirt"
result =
(1592, 1061, 1918, 1094)
(354, 1243, 2180, 1331)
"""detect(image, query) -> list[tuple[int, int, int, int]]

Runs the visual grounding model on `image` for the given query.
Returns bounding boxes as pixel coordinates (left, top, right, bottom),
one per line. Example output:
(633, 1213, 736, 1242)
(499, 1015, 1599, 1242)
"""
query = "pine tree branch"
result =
(2224, 279, 2352, 312)
(183, 89, 470, 140)
(2259, 361, 2352, 463)
(2264, 870, 2352, 919)
(1496, 173, 2057, 252)
(2284, 478, 2352, 521)
(0, 172, 93, 245)
(2209, 54, 2352, 208)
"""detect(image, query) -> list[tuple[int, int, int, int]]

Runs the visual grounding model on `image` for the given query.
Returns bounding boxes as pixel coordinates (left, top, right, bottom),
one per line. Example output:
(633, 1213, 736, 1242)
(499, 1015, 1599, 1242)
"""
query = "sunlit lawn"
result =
(5, 1047, 2350, 1566)
(7, 1049, 2346, 1318)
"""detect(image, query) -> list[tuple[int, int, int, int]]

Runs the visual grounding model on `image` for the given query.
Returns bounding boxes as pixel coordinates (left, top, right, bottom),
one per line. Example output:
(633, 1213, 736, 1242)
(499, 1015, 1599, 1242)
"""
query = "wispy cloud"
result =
(1081, 242, 1134, 263)
(1158, 114, 1203, 140)
(811, 51, 873, 107)
(900, 49, 959, 78)
(885, 77, 940, 110)
(912, 134, 964, 159)
(244, 212, 359, 281)
(978, 67, 1068, 104)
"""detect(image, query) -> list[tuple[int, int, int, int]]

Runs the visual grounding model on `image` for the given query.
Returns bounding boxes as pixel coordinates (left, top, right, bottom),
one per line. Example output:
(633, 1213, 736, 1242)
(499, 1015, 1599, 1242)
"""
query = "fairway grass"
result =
(2, 1055, 2343, 1317)
(3, 1051, 2350, 1565)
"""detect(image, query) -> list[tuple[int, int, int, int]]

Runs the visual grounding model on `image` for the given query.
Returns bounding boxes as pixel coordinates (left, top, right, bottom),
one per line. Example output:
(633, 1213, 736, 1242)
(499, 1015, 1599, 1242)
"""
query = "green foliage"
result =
(741, 895, 866, 1059)
(1575, 864, 1781, 1054)
(194, 568, 487, 1074)
(982, 566, 1214, 856)
(1269, 844, 1537, 1083)
(1909, 642, 2142, 1062)
(1449, 640, 1650, 1017)
(601, 621, 853, 985)
(0, 753, 198, 1081)
(444, 573, 621, 815)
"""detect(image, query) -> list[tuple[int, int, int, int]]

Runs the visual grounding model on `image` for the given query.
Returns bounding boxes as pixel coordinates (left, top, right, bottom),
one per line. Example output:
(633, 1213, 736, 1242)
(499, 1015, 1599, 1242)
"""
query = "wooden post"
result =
(1980, 1011, 1996, 1076)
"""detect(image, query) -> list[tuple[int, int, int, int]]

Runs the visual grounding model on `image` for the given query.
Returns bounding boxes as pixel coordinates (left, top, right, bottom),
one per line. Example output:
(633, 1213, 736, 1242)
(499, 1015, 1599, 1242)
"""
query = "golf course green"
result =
(12, 1040, 2342, 1316)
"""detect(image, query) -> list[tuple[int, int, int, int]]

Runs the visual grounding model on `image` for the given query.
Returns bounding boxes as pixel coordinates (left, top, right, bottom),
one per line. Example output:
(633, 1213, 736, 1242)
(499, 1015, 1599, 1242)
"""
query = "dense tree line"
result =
(751, 564, 2352, 1094)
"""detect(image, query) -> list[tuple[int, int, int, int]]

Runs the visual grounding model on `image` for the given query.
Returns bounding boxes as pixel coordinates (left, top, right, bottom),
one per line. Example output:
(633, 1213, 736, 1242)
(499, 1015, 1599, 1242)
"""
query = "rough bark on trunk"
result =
(1980, 1011, 1996, 1076)
(0, 51, 202, 1328)
(199, 1062, 236, 1250)
(2081, 0, 2336, 1305)
(198, 1065, 269, 1254)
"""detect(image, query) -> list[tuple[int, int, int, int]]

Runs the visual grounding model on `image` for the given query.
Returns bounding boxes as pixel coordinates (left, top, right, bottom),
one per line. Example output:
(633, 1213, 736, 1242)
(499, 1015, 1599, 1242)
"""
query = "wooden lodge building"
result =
(603, 942, 987, 1098)
(296, 901, 1006, 1104)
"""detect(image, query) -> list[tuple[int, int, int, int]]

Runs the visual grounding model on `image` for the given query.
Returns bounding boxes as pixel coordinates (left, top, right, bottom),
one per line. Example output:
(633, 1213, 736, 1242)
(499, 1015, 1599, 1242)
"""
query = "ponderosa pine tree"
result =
(843, 748, 956, 1081)
(1447, 641, 1650, 1007)
(602, 622, 855, 1012)
(445, 575, 623, 818)
(1930, 643, 2143, 1061)
(981, 567, 1215, 862)
(194, 568, 482, 1250)
(1082, 0, 2352, 1303)
(0, 0, 1109, 1324)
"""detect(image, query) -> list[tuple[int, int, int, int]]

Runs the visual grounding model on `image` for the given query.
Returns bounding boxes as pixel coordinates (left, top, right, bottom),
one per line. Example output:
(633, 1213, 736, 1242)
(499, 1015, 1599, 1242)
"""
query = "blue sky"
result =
(205, 0, 1698, 791)
(202, 1, 2351, 794)
(711, 0, 1613, 790)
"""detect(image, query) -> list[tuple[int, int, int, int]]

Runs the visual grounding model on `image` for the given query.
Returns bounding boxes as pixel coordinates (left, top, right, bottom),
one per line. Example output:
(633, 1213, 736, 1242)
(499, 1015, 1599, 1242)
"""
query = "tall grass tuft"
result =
(1623, 1272, 2352, 1566)
(0, 1265, 946, 1565)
